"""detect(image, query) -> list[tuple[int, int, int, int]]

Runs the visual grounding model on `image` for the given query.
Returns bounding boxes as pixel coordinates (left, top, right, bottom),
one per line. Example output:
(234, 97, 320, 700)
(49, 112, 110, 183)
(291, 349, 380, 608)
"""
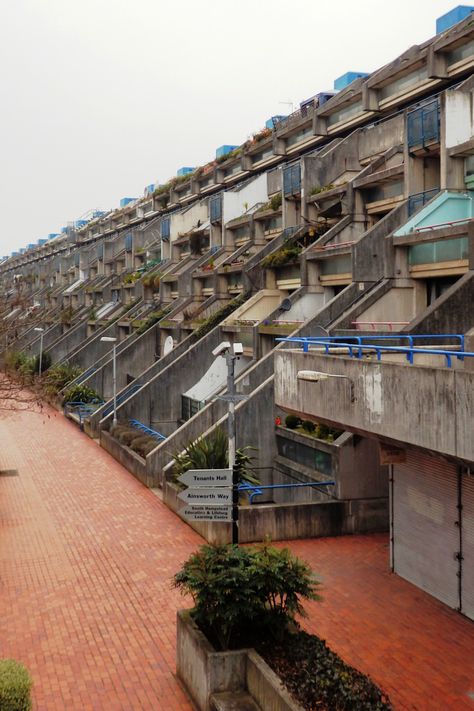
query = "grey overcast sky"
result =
(0, 0, 461, 254)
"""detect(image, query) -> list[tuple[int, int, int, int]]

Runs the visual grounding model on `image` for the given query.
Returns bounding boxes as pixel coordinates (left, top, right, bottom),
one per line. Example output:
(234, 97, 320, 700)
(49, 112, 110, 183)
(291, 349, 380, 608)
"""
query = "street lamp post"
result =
(34, 327, 44, 377)
(100, 336, 118, 426)
(213, 341, 244, 544)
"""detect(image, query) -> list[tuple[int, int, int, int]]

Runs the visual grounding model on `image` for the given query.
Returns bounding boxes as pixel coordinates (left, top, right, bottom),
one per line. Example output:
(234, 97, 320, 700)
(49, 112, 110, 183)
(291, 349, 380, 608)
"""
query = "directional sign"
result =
(178, 487, 232, 506)
(178, 468, 232, 488)
(182, 506, 232, 522)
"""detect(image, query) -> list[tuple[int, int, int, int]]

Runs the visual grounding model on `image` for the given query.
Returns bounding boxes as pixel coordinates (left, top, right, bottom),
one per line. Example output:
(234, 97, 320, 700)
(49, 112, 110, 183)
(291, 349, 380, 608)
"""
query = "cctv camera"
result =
(233, 342, 244, 356)
(212, 341, 231, 357)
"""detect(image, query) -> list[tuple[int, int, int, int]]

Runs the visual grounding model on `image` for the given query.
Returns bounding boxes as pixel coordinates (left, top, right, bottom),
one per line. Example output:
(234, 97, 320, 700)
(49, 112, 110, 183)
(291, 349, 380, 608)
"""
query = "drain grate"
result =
(0, 469, 19, 477)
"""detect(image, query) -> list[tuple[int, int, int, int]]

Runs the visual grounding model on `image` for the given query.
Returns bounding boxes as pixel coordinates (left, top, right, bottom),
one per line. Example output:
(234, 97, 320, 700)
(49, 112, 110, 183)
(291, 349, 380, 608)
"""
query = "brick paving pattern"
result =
(0, 404, 473, 710)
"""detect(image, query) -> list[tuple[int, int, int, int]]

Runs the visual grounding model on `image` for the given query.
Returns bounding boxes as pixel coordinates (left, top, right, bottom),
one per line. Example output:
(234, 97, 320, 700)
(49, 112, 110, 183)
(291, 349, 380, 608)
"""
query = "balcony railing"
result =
(407, 188, 439, 216)
(283, 164, 301, 197)
(407, 99, 440, 149)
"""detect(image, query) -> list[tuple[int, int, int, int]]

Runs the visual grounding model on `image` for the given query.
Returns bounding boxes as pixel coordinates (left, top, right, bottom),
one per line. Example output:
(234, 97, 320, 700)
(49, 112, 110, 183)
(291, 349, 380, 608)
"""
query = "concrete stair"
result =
(210, 691, 262, 711)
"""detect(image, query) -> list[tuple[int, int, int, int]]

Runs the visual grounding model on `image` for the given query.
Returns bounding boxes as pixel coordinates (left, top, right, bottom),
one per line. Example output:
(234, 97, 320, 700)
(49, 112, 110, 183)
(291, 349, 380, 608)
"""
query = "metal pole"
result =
(113, 343, 117, 426)
(226, 350, 238, 544)
(39, 332, 43, 378)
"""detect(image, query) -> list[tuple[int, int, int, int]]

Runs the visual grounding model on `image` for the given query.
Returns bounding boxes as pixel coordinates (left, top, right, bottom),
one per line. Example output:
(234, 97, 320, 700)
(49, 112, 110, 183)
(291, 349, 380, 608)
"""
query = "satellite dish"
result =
(312, 324, 329, 338)
(279, 298, 292, 312)
(163, 335, 174, 356)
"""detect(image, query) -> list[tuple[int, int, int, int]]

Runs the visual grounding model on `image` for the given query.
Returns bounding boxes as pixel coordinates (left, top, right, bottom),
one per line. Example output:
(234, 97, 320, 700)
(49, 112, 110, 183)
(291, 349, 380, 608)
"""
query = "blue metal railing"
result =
(238, 480, 335, 504)
(407, 99, 440, 149)
(129, 418, 166, 441)
(102, 383, 142, 417)
(408, 188, 439, 216)
(283, 164, 301, 196)
(209, 194, 222, 223)
(277, 335, 474, 368)
(64, 399, 104, 427)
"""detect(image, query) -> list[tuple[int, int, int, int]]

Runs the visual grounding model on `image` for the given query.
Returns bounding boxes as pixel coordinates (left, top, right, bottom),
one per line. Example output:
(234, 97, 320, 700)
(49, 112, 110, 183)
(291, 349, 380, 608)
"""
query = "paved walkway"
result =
(0, 405, 473, 710)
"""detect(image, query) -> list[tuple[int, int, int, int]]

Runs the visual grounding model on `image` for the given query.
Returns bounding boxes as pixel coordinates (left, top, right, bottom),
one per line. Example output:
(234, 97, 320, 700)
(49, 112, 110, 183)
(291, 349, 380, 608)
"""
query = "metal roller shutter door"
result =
(393, 451, 459, 611)
(461, 472, 474, 620)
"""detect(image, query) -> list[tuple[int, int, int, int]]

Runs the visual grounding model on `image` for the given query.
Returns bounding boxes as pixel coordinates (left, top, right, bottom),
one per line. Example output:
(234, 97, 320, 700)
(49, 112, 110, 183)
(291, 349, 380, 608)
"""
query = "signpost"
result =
(178, 467, 237, 536)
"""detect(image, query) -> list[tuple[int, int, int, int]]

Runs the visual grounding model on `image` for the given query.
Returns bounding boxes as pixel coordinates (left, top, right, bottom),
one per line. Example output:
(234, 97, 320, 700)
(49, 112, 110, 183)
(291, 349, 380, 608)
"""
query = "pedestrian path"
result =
(0, 405, 473, 710)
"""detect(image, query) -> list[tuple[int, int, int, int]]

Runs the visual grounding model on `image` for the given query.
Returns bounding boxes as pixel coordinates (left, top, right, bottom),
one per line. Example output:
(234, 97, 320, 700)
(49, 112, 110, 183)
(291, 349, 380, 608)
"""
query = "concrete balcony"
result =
(274, 346, 474, 463)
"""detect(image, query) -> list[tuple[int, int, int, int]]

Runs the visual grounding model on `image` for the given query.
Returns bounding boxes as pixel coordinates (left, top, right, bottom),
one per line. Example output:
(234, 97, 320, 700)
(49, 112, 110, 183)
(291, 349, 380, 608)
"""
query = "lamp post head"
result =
(100, 336, 117, 342)
(34, 327, 44, 332)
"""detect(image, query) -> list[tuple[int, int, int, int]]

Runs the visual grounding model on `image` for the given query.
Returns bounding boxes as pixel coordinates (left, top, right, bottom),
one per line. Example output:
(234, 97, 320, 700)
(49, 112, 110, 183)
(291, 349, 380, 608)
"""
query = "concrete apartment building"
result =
(1, 6, 473, 619)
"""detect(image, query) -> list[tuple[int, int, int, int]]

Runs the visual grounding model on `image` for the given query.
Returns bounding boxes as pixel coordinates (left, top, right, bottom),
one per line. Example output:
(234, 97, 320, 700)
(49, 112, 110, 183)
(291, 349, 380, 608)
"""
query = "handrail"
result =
(276, 335, 473, 368)
(129, 418, 166, 441)
(238, 480, 335, 504)
(415, 216, 474, 232)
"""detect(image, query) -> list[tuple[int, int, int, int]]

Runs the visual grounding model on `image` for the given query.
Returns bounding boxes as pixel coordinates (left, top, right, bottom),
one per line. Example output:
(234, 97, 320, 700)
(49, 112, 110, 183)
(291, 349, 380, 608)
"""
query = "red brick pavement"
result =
(0, 405, 473, 710)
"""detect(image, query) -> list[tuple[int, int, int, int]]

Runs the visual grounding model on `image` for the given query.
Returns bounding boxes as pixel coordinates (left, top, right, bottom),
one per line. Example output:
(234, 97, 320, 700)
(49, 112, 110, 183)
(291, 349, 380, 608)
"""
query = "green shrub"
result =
(173, 427, 260, 486)
(258, 630, 392, 711)
(174, 543, 320, 650)
(302, 419, 316, 433)
(192, 293, 249, 341)
(270, 193, 282, 211)
(42, 362, 83, 396)
(285, 415, 301, 430)
(0, 659, 32, 711)
(62, 384, 101, 405)
(261, 245, 301, 269)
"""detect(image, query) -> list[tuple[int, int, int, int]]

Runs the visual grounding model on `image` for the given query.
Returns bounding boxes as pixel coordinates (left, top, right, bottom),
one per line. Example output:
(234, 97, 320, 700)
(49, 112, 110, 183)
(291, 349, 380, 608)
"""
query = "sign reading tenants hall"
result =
(177, 468, 232, 487)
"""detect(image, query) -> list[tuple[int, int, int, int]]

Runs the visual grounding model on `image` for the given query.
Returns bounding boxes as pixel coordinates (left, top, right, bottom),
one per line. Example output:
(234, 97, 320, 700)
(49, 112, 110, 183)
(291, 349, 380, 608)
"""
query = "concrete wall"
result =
(223, 173, 268, 223)
(165, 482, 388, 544)
(354, 286, 416, 325)
(274, 350, 474, 463)
(407, 270, 474, 335)
(445, 88, 474, 147)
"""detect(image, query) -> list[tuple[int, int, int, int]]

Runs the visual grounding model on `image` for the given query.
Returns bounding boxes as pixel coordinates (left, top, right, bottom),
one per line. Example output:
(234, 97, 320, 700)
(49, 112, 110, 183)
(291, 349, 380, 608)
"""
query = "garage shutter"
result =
(392, 450, 460, 611)
(461, 472, 474, 620)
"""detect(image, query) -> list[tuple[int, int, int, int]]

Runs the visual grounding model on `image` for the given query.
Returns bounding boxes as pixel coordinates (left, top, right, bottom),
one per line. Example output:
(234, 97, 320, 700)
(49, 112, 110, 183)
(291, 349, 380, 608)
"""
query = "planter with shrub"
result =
(174, 543, 391, 711)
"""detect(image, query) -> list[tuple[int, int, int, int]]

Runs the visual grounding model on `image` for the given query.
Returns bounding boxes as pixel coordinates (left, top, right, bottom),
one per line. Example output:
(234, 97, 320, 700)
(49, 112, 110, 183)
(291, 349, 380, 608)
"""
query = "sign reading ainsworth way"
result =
(177, 468, 233, 521)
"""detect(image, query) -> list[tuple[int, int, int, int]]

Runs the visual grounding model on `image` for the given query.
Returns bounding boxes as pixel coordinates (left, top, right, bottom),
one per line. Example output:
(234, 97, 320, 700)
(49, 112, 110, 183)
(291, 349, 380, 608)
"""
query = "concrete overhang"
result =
(274, 349, 474, 464)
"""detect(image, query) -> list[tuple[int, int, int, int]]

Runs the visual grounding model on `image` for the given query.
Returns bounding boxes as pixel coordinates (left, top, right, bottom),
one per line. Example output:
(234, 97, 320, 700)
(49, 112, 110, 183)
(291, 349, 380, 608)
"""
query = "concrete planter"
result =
(100, 430, 149, 486)
(176, 610, 303, 711)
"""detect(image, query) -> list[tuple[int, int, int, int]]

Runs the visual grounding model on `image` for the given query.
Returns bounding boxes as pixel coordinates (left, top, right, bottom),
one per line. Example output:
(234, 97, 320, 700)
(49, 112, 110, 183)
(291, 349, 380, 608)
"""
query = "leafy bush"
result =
(192, 293, 249, 341)
(110, 424, 157, 458)
(174, 543, 320, 649)
(42, 362, 83, 396)
(0, 659, 32, 711)
(270, 193, 282, 211)
(302, 419, 316, 433)
(62, 384, 101, 405)
(173, 427, 260, 486)
(135, 307, 169, 335)
(261, 245, 301, 268)
(4, 351, 28, 372)
(258, 630, 392, 711)
(285, 415, 301, 430)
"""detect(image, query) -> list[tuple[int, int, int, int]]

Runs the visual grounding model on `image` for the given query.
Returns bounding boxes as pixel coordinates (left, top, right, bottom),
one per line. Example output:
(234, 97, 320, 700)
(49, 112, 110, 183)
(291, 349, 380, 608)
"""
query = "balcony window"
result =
(181, 395, 204, 422)
(286, 125, 314, 147)
(320, 254, 352, 275)
(251, 146, 274, 163)
(365, 180, 404, 203)
(447, 38, 474, 68)
(379, 66, 428, 100)
(223, 162, 241, 178)
(327, 100, 363, 128)
(408, 237, 468, 266)
(232, 225, 250, 241)
(263, 215, 282, 233)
